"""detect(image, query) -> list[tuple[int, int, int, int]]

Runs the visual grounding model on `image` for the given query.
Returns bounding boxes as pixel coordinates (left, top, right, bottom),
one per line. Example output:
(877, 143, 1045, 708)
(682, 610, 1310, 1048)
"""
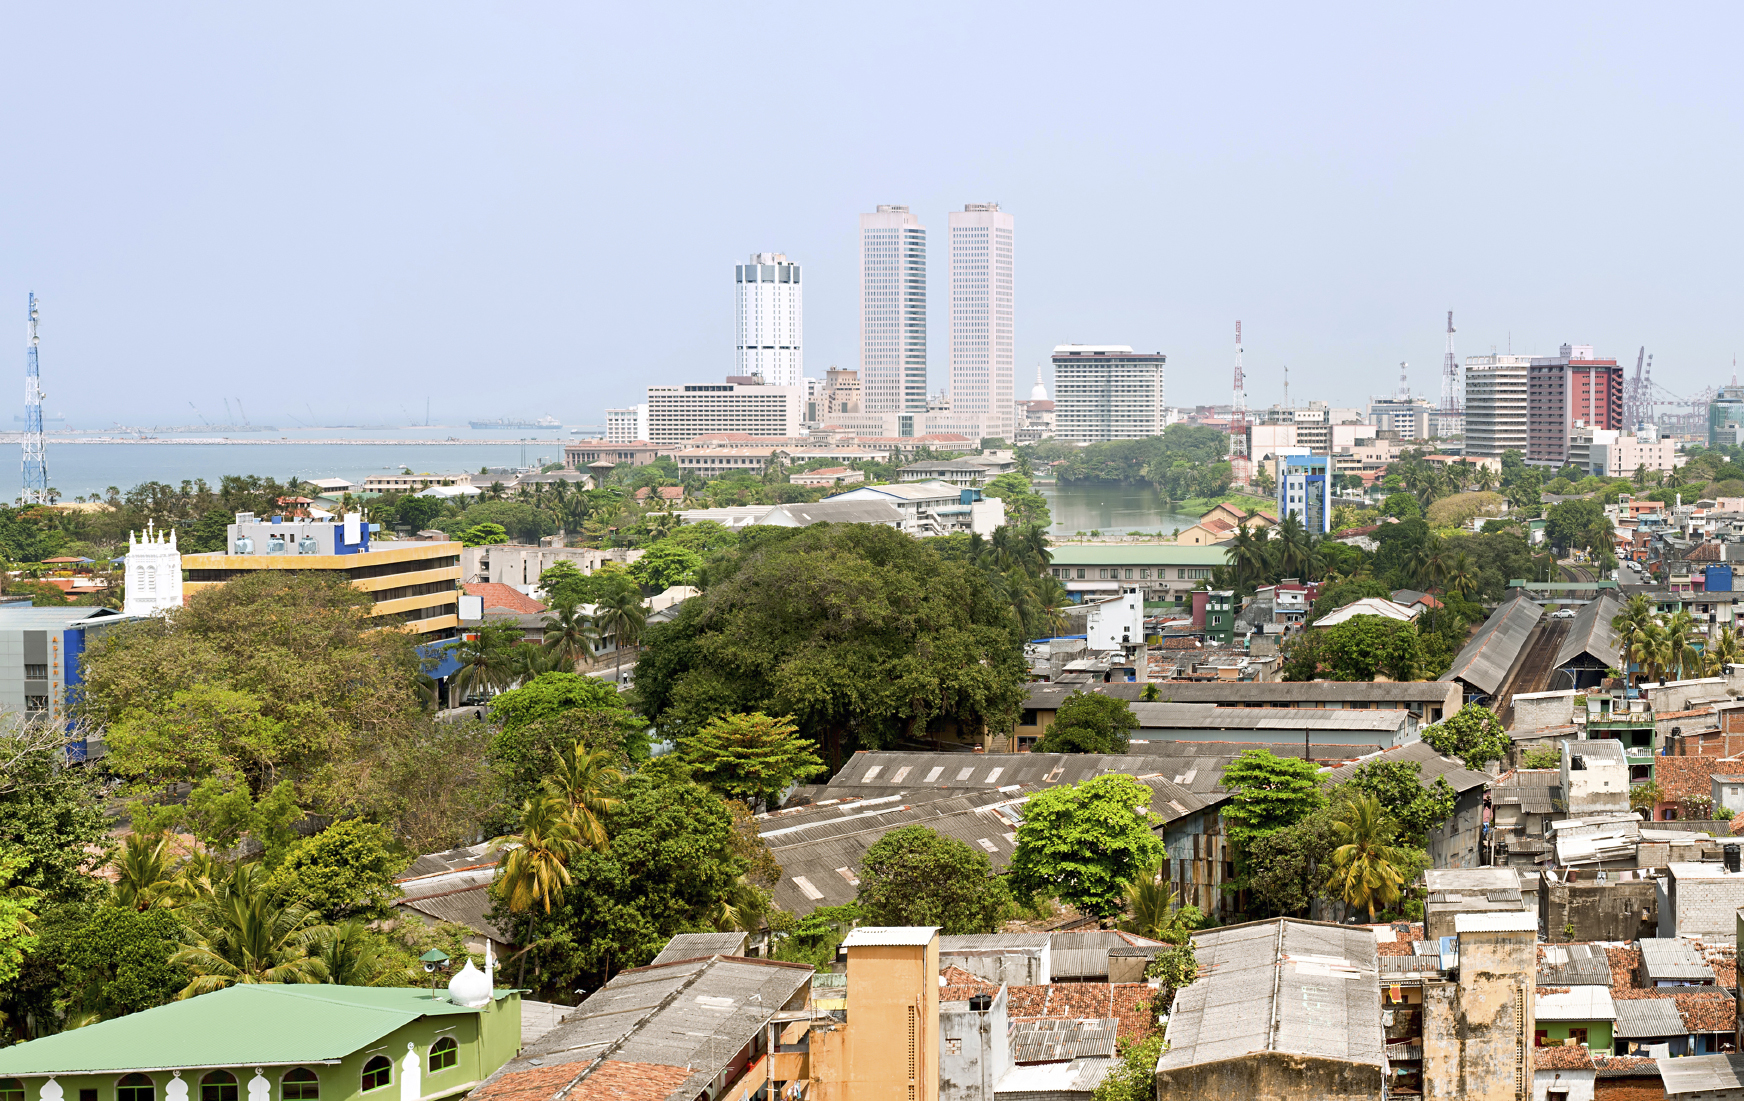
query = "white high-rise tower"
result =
(859, 205, 927, 413)
(735, 253, 802, 386)
(949, 203, 1014, 441)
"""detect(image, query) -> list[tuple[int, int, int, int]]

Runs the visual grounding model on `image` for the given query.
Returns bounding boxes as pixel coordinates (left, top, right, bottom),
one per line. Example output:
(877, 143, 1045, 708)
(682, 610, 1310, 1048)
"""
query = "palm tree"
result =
(314, 919, 393, 986)
(1660, 611, 1702, 681)
(541, 744, 623, 851)
(1271, 514, 1311, 580)
(1474, 465, 1497, 492)
(1441, 551, 1477, 600)
(494, 796, 584, 914)
(1119, 860, 1177, 941)
(542, 603, 599, 670)
(709, 874, 771, 934)
(1711, 625, 1744, 671)
(449, 621, 522, 700)
(170, 863, 330, 997)
(1228, 526, 1270, 588)
(1323, 795, 1410, 922)
(112, 832, 191, 911)
(593, 585, 648, 684)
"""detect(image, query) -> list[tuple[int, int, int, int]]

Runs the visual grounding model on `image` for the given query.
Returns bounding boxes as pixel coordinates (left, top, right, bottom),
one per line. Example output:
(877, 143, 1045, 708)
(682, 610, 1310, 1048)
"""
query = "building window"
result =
(1139, 569, 1150, 579)
(24, 697, 47, 713)
(429, 1038, 459, 1074)
(281, 1070, 319, 1101)
(1124, 569, 1134, 579)
(23, 664, 45, 680)
(118, 1076, 156, 1101)
(1076, 569, 1085, 579)
(0, 1080, 22, 1101)
(361, 1057, 393, 1093)
(202, 1072, 238, 1101)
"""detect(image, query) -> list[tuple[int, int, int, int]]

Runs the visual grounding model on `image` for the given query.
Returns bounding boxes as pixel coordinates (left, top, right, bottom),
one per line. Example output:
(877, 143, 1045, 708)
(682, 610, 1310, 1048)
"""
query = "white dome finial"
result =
(1029, 366, 1047, 402)
(447, 957, 492, 1007)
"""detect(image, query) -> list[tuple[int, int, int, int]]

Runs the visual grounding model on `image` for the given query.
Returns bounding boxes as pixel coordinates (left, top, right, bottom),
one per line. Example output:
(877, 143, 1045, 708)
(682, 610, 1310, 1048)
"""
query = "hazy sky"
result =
(3, 3, 1741, 427)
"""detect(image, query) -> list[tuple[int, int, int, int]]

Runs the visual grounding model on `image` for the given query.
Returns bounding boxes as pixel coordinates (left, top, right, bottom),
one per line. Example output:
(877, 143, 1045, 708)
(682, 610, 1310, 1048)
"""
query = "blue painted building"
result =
(1277, 454, 1331, 534)
(0, 604, 137, 757)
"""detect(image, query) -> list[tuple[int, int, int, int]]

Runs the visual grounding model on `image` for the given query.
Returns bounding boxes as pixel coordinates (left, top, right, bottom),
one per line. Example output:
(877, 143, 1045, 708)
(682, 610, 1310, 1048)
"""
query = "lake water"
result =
(1039, 482, 1210, 539)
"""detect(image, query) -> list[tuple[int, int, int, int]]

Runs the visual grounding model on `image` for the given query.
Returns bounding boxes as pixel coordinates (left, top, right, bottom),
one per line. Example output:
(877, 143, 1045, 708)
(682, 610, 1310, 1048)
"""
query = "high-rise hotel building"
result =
(1462, 354, 1531, 459)
(948, 204, 1015, 442)
(1052, 345, 1167, 443)
(735, 252, 802, 386)
(859, 205, 928, 413)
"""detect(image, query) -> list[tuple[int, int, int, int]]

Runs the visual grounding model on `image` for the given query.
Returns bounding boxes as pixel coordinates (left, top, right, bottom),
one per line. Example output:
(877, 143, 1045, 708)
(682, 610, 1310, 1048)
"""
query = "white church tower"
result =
(124, 521, 183, 616)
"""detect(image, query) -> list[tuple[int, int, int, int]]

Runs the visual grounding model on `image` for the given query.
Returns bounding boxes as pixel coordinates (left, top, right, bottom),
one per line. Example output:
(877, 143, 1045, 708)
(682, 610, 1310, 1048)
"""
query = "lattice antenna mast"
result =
(20, 294, 47, 505)
(1229, 321, 1248, 457)
(1440, 310, 1459, 413)
(1397, 361, 1409, 402)
(1233, 321, 1246, 412)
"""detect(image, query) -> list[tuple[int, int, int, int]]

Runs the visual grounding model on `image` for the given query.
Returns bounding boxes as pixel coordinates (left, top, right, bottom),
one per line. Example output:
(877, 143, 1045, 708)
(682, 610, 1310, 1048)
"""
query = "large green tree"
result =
(52, 904, 191, 1024)
(1033, 691, 1138, 755)
(1007, 774, 1164, 918)
(635, 524, 1028, 762)
(1220, 749, 1326, 852)
(1277, 615, 1430, 682)
(267, 820, 408, 921)
(0, 728, 112, 902)
(682, 712, 826, 809)
(982, 472, 1051, 528)
(1421, 704, 1512, 771)
(855, 825, 1008, 934)
(1342, 760, 1457, 840)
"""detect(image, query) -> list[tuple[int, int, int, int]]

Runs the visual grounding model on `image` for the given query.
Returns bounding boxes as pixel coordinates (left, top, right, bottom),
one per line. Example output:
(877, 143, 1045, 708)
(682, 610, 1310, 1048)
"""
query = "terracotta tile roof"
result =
(1671, 991, 1736, 1033)
(1373, 922, 1424, 958)
(944, 982, 1158, 1047)
(462, 582, 548, 615)
(1687, 543, 1724, 563)
(1653, 755, 1728, 805)
(1607, 945, 1648, 998)
(1606, 944, 1737, 1034)
(1534, 1043, 1596, 1069)
(633, 486, 686, 501)
(1161, 637, 1202, 650)
(940, 965, 982, 986)
(470, 1063, 586, 1101)
(1657, 708, 1718, 721)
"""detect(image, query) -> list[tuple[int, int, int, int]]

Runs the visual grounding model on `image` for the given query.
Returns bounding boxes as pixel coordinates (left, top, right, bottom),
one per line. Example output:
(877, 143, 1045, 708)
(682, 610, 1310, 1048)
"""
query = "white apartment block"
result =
(735, 253, 802, 386)
(645, 383, 804, 446)
(949, 203, 1014, 442)
(859, 205, 928, 413)
(826, 480, 1006, 537)
(1463, 354, 1531, 458)
(1569, 425, 1684, 477)
(605, 404, 649, 444)
(1051, 345, 1168, 443)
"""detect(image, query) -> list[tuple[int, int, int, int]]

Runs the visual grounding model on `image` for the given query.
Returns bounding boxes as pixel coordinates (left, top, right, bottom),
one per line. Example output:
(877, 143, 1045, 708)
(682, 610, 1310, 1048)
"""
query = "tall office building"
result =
(949, 203, 1014, 442)
(1462, 354, 1531, 459)
(1527, 344, 1623, 467)
(735, 253, 802, 386)
(859, 205, 927, 413)
(1051, 345, 1167, 443)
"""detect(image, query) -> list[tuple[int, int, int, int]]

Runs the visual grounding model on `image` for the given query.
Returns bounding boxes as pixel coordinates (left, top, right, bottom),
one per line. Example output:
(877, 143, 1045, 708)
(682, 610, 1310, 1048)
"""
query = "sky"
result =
(2, 3, 1742, 428)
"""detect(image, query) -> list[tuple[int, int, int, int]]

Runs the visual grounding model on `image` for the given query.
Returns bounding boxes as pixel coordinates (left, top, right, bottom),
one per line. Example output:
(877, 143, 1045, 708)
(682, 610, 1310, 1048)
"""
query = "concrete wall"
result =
(1513, 689, 1577, 733)
(1643, 678, 1730, 711)
(1421, 927, 1536, 1101)
(1560, 747, 1630, 814)
(1539, 876, 1658, 943)
(938, 950, 1046, 987)
(831, 938, 941, 1101)
(1531, 1068, 1595, 1101)
(1665, 867, 1744, 943)
(1154, 1051, 1385, 1101)
(1428, 786, 1486, 869)
(938, 985, 1008, 1101)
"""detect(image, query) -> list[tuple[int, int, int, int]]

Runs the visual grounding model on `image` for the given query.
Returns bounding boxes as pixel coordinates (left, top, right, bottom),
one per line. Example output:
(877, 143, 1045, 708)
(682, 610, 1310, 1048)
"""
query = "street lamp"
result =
(420, 949, 451, 999)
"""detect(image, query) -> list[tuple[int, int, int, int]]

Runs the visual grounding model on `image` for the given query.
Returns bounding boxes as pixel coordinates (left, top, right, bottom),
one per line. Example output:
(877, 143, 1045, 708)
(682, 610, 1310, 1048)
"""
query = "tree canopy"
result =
(1219, 749, 1326, 851)
(1421, 704, 1512, 771)
(1033, 691, 1137, 755)
(1007, 774, 1163, 918)
(682, 712, 827, 809)
(855, 825, 1008, 934)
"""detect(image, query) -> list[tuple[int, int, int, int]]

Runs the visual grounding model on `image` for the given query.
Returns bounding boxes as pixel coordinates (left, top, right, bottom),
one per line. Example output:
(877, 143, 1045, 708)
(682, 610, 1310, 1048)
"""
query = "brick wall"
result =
(1668, 873, 1744, 942)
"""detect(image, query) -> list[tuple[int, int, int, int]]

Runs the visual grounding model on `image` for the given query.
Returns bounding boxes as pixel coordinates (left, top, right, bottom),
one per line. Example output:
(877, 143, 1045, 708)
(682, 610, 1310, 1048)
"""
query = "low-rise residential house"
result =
(1539, 869, 1658, 943)
(392, 842, 509, 958)
(1660, 862, 1744, 942)
(0, 982, 521, 1101)
(1536, 986, 1617, 1052)
(461, 543, 641, 590)
(897, 459, 1000, 487)
(790, 466, 864, 487)
(1563, 739, 1632, 815)
(824, 480, 1005, 536)
(1045, 545, 1228, 606)
(1422, 868, 1535, 940)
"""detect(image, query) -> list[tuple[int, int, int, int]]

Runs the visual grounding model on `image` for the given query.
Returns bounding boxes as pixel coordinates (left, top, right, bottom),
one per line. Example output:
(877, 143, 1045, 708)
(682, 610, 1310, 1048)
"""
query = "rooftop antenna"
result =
(20, 294, 47, 505)
(1397, 361, 1410, 402)
(1283, 364, 1289, 409)
(1440, 311, 1459, 413)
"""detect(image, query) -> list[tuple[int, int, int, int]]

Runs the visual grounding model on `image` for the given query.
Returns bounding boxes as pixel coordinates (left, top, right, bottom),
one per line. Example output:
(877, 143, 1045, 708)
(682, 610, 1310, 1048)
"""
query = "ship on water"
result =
(468, 416, 562, 430)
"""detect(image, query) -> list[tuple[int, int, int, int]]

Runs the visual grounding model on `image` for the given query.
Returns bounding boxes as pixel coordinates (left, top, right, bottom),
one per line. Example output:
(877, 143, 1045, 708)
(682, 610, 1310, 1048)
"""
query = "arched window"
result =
(118, 1075, 156, 1101)
(281, 1070, 319, 1101)
(428, 1038, 458, 1074)
(201, 1071, 237, 1101)
(0, 1078, 24, 1101)
(361, 1057, 392, 1093)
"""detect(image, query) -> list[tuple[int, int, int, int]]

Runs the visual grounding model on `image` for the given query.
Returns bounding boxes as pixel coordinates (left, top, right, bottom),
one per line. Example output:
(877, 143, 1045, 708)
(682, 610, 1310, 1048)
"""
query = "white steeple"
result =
(124, 520, 183, 617)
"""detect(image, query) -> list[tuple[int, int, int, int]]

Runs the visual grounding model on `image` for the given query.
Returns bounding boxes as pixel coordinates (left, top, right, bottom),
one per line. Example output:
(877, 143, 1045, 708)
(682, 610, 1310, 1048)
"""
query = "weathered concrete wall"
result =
(938, 951, 1045, 987)
(1667, 869, 1744, 943)
(1429, 786, 1486, 869)
(938, 986, 1008, 1101)
(1513, 690, 1577, 733)
(1531, 1068, 1595, 1101)
(1421, 928, 1536, 1100)
(1154, 1051, 1385, 1101)
(1539, 878, 1658, 943)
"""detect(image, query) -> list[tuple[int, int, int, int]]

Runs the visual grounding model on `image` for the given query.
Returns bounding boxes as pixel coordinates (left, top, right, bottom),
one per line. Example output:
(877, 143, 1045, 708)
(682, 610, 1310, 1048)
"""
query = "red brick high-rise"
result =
(1527, 344, 1623, 467)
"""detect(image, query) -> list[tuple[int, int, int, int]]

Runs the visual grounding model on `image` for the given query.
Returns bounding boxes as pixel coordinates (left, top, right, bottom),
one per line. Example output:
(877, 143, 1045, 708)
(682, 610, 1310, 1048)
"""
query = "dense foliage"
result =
(855, 826, 1009, 934)
(1007, 774, 1164, 918)
(1033, 691, 1137, 754)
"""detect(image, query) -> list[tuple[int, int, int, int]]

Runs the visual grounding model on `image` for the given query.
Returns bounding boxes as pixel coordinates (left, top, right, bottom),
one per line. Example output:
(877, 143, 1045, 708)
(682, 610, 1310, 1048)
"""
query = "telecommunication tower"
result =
(1230, 321, 1247, 456)
(1439, 311, 1459, 413)
(21, 294, 47, 505)
(1396, 361, 1410, 402)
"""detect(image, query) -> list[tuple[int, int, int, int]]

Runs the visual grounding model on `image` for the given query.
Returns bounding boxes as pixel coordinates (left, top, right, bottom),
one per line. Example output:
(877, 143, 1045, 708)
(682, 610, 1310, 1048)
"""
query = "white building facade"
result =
(123, 523, 183, 617)
(735, 253, 802, 386)
(644, 383, 804, 445)
(949, 203, 1014, 443)
(1463, 354, 1531, 458)
(605, 404, 649, 444)
(1051, 345, 1167, 443)
(859, 205, 927, 414)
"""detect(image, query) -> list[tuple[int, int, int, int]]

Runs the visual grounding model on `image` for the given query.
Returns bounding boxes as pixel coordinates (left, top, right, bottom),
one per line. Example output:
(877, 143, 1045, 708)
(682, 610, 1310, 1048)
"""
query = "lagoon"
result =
(1038, 482, 1208, 539)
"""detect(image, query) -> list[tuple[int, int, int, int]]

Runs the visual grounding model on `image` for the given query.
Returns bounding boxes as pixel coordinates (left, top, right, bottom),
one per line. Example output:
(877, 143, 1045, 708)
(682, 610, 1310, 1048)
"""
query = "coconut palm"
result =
(542, 603, 599, 670)
(1228, 526, 1271, 588)
(1441, 551, 1478, 601)
(1271, 514, 1311, 580)
(593, 585, 648, 683)
(313, 918, 392, 986)
(1323, 795, 1411, 922)
(541, 744, 623, 851)
(1119, 860, 1177, 941)
(111, 832, 191, 911)
(1659, 611, 1702, 681)
(1710, 626, 1744, 671)
(494, 796, 585, 915)
(709, 874, 772, 934)
(170, 863, 330, 997)
(449, 621, 523, 700)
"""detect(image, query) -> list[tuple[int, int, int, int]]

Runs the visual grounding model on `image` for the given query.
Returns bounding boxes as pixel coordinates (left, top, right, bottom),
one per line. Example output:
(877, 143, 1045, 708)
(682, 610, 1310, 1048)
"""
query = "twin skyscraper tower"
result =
(734, 203, 1015, 442)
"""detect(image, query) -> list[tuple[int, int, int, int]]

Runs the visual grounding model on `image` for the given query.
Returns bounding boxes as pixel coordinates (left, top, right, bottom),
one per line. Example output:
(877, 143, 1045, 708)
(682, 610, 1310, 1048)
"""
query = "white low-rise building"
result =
(823, 479, 1005, 537)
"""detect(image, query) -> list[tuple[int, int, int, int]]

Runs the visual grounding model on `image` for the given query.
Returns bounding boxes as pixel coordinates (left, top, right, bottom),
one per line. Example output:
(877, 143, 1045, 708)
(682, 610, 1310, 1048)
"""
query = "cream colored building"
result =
(1464, 354, 1532, 458)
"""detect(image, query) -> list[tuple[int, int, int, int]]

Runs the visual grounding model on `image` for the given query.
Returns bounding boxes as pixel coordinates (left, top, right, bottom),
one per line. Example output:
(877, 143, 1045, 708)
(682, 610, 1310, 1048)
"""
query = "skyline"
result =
(2, 4, 1741, 425)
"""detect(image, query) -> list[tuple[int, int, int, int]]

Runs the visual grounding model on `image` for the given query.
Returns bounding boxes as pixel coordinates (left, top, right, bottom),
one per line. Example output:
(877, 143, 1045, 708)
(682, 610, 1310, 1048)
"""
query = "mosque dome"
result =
(447, 958, 493, 1008)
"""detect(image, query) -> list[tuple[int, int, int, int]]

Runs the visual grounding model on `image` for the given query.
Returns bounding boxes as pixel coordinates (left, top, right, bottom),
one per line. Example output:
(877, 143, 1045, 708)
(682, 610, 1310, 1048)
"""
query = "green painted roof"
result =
(0, 985, 508, 1077)
(1047, 544, 1230, 566)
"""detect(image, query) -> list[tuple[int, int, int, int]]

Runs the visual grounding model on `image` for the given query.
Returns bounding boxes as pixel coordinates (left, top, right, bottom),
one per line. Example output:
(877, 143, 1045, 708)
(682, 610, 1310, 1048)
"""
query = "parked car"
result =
(1551, 608, 1578, 619)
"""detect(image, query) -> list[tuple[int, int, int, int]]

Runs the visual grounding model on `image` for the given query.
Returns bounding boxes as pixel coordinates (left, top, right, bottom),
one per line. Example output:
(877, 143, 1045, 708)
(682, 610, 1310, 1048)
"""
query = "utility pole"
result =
(20, 295, 48, 505)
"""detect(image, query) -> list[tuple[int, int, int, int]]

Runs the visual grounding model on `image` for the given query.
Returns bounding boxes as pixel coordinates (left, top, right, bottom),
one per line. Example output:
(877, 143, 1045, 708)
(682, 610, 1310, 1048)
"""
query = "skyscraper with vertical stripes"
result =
(948, 204, 1014, 442)
(858, 205, 927, 413)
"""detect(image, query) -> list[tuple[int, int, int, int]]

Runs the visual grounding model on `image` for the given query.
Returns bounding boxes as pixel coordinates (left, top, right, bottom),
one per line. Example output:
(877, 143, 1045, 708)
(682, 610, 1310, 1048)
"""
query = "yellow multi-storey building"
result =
(182, 511, 461, 639)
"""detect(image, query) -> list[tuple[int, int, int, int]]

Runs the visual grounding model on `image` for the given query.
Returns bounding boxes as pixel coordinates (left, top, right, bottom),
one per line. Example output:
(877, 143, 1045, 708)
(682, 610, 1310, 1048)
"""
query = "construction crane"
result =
(20, 294, 47, 505)
(1440, 311, 1459, 413)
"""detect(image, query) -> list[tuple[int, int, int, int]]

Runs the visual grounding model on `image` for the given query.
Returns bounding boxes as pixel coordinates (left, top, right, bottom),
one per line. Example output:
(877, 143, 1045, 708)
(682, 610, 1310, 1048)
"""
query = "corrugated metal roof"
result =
(650, 932, 748, 965)
(1491, 782, 1561, 814)
(842, 926, 939, 946)
(1555, 592, 1625, 670)
(993, 1055, 1117, 1096)
(395, 881, 509, 943)
(1322, 742, 1491, 795)
(1539, 944, 1612, 986)
(1537, 986, 1616, 1021)
(1440, 594, 1542, 695)
(1009, 1018, 1119, 1062)
(0, 984, 507, 1075)
(941, 934, 1052, 951)
(1048, 931, 1162, 980)
(1613, 998, 1686, 1039)
(1033, 681, 1459, 706)
(1159, 919, 1383, 1072)
(1129, 702, 1412, 733)
(1639, 938, 1716, 982)
(1657, 1051, 1744, 1094)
